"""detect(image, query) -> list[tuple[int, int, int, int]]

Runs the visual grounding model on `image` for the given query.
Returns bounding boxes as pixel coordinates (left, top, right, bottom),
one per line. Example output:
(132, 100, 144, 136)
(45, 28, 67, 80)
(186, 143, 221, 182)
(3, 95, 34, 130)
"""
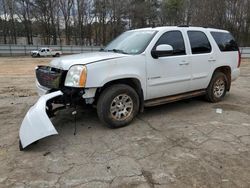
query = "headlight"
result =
(65, 65, 87, 87)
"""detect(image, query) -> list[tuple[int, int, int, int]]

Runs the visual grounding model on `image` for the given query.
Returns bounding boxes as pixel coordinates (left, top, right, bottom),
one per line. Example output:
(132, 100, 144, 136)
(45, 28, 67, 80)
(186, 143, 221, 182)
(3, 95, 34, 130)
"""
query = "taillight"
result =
(238, 50, 241, 68)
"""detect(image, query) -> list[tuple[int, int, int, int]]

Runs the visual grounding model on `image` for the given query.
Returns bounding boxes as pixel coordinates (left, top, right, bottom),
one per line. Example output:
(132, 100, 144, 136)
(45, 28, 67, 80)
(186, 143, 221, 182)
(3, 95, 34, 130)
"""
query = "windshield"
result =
(103, 30, 157, 55)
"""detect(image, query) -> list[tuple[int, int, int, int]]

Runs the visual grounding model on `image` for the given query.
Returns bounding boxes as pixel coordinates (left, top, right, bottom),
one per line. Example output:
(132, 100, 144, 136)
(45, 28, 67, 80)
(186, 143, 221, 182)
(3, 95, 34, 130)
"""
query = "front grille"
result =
(36, 66, 65, 89)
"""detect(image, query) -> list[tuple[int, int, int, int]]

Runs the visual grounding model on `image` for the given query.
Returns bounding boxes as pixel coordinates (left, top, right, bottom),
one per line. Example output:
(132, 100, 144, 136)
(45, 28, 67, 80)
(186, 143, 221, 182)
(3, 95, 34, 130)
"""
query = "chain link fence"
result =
(0, 44, 249, 58)
(0, 45, 101, 56)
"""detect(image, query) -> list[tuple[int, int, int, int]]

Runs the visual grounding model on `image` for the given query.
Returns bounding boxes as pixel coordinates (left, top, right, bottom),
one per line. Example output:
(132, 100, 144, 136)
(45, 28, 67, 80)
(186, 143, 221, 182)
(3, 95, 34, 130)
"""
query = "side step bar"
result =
(144, 90, 206, 107)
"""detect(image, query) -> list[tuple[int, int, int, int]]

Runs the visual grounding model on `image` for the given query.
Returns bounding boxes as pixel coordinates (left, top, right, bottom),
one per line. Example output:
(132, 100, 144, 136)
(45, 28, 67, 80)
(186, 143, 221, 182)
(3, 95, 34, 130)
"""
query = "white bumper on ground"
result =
(19, 91, 63, 149)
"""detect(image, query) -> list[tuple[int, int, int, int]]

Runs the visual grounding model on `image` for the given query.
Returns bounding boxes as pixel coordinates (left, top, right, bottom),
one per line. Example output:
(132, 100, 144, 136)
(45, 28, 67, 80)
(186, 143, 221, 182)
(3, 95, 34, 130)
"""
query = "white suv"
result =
(20, 26, 241, 149)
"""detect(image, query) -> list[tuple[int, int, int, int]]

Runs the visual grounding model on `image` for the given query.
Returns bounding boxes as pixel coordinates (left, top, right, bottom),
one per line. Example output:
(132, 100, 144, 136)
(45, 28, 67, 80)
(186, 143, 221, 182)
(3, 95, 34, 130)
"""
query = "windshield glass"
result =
(103, 30, 157, 55)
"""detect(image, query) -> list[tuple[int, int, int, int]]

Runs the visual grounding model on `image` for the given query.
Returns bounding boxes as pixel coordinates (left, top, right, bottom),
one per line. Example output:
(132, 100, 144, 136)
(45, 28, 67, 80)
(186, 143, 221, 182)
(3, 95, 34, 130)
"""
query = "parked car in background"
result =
(31, 47, 62, 57)
(20, 26, 241, 149)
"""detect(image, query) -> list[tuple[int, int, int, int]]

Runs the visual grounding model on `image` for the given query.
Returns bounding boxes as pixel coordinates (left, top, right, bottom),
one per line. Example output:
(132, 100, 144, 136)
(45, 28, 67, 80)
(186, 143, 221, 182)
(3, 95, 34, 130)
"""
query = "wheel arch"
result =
(95, 78, 144, 112)
(212, 66, 231, 91)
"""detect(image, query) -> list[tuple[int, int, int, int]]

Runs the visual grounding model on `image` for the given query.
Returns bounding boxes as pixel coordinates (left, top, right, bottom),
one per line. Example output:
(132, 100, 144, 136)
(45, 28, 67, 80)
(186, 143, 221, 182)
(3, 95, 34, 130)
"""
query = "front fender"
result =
(19, 91, 63, 149)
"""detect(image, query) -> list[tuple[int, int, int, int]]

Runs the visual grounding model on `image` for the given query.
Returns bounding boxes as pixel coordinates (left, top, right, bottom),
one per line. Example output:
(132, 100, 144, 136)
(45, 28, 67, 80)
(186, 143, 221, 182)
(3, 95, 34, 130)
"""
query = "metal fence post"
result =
(9, 44, 12, 56)
(24, 45, 26, 55)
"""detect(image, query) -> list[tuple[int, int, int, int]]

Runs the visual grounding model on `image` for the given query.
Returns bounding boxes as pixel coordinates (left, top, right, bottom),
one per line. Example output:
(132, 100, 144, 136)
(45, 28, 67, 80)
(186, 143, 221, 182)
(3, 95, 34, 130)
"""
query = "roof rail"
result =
(178, 25, 189, 27)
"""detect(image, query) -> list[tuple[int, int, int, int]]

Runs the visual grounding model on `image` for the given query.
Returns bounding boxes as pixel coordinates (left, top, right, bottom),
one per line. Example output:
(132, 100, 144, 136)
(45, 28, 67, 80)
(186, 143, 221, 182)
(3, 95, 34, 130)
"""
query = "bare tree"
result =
(1, 0, 250, 46)
(59, 0, 73, 45)
(16, 0, 33, 44)
(5, 0, 17, 44)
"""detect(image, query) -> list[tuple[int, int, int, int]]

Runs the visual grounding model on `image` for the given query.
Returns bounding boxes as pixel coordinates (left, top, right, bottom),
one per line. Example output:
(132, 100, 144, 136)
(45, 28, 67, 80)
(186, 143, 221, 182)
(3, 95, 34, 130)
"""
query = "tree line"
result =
(0, 0, 250, 46)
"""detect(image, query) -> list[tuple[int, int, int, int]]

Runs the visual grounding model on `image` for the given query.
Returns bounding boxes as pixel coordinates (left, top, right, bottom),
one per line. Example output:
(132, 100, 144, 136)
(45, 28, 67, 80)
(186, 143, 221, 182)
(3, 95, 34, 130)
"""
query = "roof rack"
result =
(177, 25, 189, 27)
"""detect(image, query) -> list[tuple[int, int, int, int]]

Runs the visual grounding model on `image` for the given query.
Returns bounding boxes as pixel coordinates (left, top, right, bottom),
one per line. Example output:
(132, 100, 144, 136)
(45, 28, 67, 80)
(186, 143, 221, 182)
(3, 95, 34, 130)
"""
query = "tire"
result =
(55, 53, 60, 57)
(32, 53, 37, 58)
(205, 72, 228, 103)
(97, 84, 140, 128)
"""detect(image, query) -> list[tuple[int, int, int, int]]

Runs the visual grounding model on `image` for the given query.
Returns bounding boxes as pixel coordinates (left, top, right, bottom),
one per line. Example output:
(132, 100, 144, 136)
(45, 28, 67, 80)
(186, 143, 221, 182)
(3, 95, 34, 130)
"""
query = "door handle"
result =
(208, 59, 216, 62)
(179, 62, 189, 66)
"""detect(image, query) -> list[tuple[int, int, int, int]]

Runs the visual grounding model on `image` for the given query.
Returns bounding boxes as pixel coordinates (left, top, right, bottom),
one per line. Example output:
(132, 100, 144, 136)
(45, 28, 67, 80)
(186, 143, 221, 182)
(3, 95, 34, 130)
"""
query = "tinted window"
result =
(47, 49, 50, 52)
(188, 31, 212, 54)
(211, 32, 238, 51)
(155, 31, 186, 56)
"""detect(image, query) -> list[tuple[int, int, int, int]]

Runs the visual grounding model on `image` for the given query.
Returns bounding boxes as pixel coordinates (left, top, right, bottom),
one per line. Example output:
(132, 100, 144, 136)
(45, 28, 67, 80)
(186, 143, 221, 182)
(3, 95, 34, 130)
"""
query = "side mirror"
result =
(151, 44, 174, 58)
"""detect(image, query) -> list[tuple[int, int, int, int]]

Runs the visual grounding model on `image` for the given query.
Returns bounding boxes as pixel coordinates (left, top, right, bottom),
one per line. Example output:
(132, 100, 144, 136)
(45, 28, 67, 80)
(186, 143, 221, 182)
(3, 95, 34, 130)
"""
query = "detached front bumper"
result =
(19, 91, 63, 149)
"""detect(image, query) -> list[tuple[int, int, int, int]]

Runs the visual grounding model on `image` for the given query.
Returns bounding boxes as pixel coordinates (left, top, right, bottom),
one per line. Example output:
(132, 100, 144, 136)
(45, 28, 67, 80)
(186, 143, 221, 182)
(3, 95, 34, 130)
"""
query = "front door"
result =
(146, 30, 192, 100)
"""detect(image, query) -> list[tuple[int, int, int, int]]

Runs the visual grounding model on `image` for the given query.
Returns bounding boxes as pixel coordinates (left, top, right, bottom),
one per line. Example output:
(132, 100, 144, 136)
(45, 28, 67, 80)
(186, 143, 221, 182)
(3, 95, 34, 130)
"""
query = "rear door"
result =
(146, 30, 192, 99)
(187, 30, 214, 91)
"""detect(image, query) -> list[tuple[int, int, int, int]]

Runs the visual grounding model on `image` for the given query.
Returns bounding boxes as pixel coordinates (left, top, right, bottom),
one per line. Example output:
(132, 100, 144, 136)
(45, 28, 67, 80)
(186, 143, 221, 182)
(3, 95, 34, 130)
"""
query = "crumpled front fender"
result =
(19, 91, 63, 149)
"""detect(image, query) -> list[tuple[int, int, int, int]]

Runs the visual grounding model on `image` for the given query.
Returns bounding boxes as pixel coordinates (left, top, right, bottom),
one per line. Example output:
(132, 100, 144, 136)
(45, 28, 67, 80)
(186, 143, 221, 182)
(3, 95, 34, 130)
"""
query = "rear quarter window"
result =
(211, 32, 238, 52)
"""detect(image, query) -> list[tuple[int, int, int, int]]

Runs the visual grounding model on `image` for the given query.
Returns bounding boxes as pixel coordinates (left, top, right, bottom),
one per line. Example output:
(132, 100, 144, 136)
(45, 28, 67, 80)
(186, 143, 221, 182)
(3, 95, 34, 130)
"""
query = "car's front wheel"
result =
(97, 84, 139, 128)
(206, 72, 228, 102)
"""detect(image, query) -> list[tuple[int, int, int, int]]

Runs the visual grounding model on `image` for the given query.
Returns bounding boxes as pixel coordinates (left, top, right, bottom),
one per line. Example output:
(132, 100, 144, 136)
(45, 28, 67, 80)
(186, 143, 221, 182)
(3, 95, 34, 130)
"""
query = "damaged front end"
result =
(19, 91, 63, 150)
(19, 65, 86, 150)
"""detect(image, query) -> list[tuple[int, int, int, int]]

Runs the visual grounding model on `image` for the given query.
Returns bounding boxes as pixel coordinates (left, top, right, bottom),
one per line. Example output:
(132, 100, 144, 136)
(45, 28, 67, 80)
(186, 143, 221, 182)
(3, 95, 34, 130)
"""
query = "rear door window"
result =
(211, 32, 238, 51)
(188, 31, 212, 54)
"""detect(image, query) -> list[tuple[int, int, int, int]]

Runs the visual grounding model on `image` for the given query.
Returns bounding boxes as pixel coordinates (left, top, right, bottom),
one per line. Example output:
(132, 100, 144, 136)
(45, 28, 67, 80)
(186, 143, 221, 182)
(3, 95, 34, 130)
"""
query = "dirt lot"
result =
(0, 57, 250, 188)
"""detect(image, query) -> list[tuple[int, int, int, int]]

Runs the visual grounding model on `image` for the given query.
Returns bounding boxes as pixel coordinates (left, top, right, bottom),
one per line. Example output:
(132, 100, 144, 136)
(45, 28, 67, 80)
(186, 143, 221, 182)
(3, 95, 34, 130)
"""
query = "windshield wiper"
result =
(107, 49, 128, 54)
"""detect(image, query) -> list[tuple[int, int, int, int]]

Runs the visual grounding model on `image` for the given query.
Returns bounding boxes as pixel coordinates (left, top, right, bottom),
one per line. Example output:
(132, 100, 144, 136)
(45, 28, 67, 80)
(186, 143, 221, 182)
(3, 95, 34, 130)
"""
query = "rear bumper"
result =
(19, 91, 63, 149)
(232, 68, 240, 82)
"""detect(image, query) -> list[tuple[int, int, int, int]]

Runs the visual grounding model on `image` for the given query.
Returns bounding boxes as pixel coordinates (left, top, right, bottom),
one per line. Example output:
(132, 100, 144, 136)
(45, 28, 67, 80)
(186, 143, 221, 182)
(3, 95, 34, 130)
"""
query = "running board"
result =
(144, 90, 206, 107)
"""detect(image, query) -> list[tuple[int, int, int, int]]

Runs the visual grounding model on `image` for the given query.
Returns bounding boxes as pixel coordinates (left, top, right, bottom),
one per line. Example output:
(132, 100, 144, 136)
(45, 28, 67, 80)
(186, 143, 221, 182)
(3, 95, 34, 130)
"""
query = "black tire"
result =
(32, 53, 37, 58)
(55, 53, 60, 57)
(205, 72, 228, 103)
(97, 84, 140, 128)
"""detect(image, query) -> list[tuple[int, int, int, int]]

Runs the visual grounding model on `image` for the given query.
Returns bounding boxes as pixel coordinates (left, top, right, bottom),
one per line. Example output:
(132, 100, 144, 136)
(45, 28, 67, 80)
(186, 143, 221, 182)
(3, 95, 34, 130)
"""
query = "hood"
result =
(31, 50, 39, 53)
(50, 52, 128, 70)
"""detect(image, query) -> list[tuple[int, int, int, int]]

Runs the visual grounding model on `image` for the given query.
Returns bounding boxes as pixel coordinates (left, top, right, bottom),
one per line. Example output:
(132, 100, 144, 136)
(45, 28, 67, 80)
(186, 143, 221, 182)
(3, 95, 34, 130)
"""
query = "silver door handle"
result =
(179, 62, 189, 66)
(208, 59, 216, 62)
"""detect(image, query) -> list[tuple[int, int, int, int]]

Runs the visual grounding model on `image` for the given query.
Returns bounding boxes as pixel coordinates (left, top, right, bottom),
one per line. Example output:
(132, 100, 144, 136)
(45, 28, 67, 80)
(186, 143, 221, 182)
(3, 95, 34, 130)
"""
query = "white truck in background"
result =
(31, 47, 62, 57)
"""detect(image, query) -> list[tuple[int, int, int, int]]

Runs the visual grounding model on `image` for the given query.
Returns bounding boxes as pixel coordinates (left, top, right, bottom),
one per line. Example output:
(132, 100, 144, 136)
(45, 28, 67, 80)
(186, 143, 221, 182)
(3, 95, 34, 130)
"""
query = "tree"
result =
(59, 0, 73, 45)
(161, 0, 185, 25)
(16, 0, 33, 44)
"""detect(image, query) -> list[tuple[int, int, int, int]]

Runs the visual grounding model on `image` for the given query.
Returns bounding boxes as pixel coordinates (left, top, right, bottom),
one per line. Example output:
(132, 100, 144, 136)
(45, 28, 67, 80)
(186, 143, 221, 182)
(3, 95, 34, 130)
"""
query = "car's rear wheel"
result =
(206, 72, 228, 102)
(97, 84, 139, 128)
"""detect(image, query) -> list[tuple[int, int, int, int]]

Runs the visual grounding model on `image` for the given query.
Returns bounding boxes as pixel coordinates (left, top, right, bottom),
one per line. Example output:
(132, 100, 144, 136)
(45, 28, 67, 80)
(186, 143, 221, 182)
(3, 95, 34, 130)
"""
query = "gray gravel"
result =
(0, 57, 250, 188)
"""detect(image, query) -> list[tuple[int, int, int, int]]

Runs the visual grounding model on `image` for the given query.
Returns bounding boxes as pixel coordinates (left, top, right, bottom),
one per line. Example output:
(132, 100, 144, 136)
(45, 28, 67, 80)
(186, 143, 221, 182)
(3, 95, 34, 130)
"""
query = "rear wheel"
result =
(205, 72, 228, 103)
(97, 84, 139, 128)
(55, 53, 60, 57)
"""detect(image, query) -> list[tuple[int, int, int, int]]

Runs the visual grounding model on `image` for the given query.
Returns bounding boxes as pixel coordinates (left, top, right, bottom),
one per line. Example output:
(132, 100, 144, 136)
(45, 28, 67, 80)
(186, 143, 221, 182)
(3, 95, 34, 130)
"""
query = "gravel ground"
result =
(0, 57, 250, 188)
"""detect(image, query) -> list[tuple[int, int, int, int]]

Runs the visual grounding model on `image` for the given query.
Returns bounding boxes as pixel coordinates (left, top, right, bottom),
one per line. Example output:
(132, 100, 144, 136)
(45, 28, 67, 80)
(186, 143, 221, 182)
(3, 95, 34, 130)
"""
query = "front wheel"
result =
(97, 84, 139, 128)
(205, 72, 228, 103)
